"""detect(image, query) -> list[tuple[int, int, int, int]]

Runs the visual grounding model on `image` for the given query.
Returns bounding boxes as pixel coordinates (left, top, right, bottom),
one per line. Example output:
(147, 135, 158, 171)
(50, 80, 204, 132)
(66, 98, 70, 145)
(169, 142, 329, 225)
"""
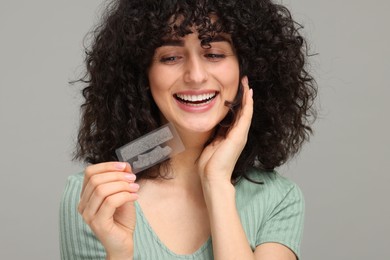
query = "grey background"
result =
(0, 0, 389, 259)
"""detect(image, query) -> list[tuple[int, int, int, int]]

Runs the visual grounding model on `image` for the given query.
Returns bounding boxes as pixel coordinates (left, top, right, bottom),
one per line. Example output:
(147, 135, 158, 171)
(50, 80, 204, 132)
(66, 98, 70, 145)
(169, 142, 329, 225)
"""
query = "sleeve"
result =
(59, 173, 106, 260)
(256, 183, 305, 259)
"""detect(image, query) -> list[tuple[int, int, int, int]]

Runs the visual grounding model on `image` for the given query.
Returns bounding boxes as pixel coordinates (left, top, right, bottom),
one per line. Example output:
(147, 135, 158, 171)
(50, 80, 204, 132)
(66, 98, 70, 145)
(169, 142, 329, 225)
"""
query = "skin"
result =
(148, 32, 240, 136)
(78, 32, 297, 260)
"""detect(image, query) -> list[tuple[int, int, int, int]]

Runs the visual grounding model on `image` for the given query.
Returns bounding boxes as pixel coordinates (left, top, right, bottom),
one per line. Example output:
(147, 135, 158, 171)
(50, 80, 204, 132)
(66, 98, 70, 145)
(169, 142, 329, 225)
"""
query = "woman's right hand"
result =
(78, 162, 139, 259)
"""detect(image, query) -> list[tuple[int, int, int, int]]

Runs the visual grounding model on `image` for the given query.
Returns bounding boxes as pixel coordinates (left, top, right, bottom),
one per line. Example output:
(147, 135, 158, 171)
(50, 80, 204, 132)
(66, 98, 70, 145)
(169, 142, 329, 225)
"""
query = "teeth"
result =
(176, 92, 216, 102)
(185, 99, 213, 106)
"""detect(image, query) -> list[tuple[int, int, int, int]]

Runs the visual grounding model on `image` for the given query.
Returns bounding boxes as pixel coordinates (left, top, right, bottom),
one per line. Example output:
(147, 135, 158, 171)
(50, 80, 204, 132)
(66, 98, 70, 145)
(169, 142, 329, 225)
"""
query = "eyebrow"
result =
(160, 34, 232, 47)
(161, 39, 184, 47)
(209, 35, 232, 44)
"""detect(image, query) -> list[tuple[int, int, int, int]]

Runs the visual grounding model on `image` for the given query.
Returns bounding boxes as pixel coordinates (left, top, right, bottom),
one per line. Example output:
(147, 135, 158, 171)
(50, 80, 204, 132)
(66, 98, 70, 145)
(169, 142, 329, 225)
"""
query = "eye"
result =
(160, 56, 182, 64)
(205, 53, 226, 61)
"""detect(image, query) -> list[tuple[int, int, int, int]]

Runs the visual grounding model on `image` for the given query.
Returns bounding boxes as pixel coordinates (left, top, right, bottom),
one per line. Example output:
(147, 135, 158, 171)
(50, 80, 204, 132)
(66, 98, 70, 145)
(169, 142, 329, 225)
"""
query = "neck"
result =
(167, 126, 212, 187)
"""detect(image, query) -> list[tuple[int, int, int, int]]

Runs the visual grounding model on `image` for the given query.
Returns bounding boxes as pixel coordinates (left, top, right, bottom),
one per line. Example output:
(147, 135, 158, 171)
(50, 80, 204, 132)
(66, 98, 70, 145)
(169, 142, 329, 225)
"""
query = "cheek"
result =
(149, 85, 168, 112)
(148, 71, 168, 97)
(148, 65, 177, 93)
(218, 63, 240, 95)
(148, 72, 173, 113)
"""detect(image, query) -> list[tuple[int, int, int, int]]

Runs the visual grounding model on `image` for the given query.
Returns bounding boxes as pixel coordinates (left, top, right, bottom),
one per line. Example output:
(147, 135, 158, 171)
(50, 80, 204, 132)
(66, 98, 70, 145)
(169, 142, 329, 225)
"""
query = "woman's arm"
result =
(202, 180, 297, 260)
(198, 77, 298, 260)
(202, 180, 255, 259)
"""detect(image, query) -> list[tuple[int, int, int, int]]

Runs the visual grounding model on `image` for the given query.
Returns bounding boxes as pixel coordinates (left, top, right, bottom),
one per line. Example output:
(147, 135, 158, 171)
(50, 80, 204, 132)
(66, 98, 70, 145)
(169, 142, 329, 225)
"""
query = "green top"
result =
(60, 169, 304, 259)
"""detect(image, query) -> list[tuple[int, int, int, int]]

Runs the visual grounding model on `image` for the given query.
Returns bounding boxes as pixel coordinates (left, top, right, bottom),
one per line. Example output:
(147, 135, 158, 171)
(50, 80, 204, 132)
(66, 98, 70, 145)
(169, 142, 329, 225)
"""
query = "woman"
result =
(60, 0, 316, 259)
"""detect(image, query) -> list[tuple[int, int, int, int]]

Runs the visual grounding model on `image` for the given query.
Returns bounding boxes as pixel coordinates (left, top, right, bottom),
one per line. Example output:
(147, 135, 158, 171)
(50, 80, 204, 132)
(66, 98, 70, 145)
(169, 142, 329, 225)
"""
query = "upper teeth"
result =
(176, 92, 216, 102)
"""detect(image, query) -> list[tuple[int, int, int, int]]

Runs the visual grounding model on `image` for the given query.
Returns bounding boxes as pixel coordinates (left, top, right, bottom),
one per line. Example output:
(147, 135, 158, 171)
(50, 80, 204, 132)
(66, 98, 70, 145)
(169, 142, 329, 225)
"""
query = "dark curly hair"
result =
(74, 0, 317, 181)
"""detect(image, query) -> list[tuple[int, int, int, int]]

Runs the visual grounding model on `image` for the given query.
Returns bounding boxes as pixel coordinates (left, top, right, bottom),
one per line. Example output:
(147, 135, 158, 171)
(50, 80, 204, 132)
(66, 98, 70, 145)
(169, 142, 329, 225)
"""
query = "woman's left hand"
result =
(197, 76, 253, 184)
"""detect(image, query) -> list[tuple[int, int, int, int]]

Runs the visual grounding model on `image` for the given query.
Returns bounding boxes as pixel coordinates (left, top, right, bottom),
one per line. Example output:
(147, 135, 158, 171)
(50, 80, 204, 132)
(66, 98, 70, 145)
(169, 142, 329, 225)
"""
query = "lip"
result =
(173, 90, 219, 113)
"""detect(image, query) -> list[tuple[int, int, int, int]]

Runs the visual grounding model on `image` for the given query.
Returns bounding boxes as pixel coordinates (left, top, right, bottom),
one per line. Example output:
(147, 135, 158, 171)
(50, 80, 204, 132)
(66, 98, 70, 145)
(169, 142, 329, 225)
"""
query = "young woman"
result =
(60, 0, 316, 259)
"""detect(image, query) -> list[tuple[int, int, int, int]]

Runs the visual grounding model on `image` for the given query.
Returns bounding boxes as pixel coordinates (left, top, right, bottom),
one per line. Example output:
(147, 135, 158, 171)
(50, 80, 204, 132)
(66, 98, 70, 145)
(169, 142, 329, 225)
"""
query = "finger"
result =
(85, 162, 130, 177)
(82, 181, 139, 221)
(227, 76, 253, 140)
(240, 76, 253, 120)
(82, 162, 131, 195)
(78, 171, 137, 213)
(93, 192, 138, 226)
(80, 181, 139, 222)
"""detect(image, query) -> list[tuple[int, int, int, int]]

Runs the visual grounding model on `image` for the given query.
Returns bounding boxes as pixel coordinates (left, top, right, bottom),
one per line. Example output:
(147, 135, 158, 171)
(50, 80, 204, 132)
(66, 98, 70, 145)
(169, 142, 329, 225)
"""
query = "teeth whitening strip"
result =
(115, 123, 185, 173)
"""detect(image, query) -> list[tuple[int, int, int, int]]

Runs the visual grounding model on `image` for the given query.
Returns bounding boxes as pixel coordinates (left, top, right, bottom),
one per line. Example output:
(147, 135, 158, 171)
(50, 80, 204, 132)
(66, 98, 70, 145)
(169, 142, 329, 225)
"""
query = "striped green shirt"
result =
(60, 169, 304, 259)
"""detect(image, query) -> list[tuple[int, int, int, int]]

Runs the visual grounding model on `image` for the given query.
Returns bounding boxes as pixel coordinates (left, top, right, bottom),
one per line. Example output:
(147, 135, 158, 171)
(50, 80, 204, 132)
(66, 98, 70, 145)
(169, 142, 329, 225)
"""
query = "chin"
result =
(174, 120, 218, 134)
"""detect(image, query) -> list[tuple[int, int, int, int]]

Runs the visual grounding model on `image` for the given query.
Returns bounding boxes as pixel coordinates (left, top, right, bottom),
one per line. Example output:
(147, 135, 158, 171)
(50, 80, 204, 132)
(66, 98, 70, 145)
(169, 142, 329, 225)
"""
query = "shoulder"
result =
(60, 172, 84, 211)
(235, 168, 304, 205)
(59, 171, 106, 259)
(59, 172, 84, 229)
(235, 168, 305, 258)
(60, 172, 84, 206)
(65, 171, 85, 186)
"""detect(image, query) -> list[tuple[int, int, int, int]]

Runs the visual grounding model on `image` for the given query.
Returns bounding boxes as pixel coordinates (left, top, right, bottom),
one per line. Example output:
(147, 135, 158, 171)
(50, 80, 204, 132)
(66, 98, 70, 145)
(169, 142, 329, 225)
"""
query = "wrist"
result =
(106, 254, 133, 260)
(199, 169, 233, 185)
(106, 249, 133, 260)
(202, 179, 235, 204)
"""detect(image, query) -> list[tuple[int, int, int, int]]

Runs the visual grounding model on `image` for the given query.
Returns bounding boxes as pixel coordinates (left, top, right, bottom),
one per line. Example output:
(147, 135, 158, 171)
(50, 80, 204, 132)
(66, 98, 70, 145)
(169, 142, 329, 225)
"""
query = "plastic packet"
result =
(115, 123, 185, 173)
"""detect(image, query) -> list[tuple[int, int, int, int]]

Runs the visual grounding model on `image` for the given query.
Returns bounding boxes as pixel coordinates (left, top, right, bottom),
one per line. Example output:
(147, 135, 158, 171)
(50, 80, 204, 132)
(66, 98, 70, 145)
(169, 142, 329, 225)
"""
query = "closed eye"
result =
(205, 53, 226, 61)
(160, 56, 182, 64)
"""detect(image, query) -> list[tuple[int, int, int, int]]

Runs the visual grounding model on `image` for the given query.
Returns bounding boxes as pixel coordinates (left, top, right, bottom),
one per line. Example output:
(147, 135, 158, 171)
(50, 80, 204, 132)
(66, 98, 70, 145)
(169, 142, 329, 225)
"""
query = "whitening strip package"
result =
(116, 123, 185, 173)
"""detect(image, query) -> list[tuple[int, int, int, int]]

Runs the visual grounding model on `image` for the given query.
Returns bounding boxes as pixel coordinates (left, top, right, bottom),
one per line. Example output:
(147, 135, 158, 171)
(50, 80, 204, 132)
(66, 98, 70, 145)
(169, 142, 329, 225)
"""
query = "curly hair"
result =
(74, 0, 317, 181)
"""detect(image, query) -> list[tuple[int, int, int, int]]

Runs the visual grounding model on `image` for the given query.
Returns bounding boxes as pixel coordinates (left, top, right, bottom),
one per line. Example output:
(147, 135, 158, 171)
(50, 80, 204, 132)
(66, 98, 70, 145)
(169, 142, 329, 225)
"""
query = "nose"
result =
(183, 56, 208, 85)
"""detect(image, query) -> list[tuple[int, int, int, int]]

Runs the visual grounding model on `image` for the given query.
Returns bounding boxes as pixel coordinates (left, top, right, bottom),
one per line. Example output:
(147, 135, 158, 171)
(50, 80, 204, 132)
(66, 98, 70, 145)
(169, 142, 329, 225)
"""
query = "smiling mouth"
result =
(174, 92, 218, 106)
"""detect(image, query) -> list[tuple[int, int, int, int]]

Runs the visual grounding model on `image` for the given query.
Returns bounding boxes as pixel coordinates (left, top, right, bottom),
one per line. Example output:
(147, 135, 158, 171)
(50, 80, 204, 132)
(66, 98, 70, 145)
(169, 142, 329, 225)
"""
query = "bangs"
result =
(160, 1, 228, 46)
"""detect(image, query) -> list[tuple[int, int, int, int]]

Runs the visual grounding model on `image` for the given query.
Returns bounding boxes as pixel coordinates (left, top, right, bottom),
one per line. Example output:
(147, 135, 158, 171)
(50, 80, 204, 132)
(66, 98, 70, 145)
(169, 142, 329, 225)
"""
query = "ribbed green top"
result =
(60, 169, 304, 259)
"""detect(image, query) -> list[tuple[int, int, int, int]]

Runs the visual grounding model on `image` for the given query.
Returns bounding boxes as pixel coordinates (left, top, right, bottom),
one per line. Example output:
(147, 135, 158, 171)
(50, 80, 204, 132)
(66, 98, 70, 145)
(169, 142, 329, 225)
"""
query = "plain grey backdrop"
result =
(0, 0, 389, 259)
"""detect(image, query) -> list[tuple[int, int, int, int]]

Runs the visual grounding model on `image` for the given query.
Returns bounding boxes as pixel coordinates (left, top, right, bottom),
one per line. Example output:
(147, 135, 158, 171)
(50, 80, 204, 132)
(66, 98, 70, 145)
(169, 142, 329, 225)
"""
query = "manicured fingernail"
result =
(115, 162, 126, 170)
(242, 76, 248, 85)
(249, 88, 253, 97)
(125, 173, 136, 181)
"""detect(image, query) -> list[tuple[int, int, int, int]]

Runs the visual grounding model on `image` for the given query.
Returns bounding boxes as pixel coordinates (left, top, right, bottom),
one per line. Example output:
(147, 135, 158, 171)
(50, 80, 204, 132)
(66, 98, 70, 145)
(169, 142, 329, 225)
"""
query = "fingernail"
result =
(125, 173, 136, 181)
(242, 76, 248, 85)
(115, 162, 126, 170)
(249, 88, 253, 98)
